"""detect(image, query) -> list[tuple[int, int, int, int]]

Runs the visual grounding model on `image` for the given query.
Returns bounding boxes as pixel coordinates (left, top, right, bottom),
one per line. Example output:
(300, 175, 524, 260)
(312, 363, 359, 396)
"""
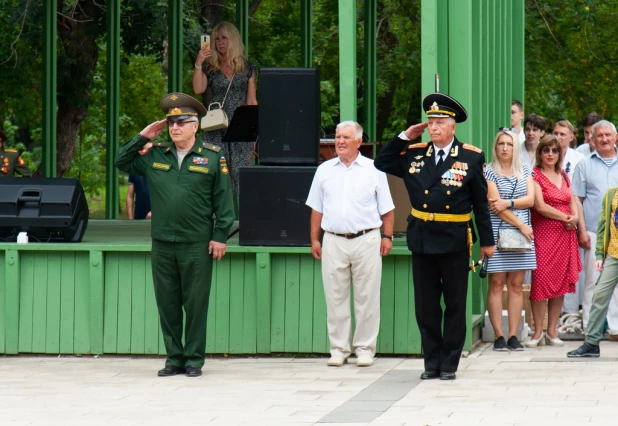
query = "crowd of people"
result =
(485, 104, 618, 360)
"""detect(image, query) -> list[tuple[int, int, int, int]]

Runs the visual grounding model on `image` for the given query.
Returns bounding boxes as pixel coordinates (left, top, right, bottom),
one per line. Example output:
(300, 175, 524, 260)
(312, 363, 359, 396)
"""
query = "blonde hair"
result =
(207, 22, 247, 74)
(490, 130, 523, 178)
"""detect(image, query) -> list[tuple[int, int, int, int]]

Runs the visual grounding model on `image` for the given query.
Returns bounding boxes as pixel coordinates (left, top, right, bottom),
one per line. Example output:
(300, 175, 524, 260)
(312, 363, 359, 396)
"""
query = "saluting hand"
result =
(139, 119, 167, 140)
(209, 241, 227, 260)
(404, 122, 429, 140)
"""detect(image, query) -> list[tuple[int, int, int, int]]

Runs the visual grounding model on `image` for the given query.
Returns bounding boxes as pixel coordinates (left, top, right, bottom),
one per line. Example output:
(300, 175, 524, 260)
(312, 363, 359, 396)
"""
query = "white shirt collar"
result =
(334, 152, 366, 167)
(432, 138, 455, 158)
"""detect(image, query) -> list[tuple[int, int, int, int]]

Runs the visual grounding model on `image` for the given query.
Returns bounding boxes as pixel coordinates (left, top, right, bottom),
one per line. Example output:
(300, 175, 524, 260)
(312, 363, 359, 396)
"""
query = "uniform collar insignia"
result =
(450, 145, 459, 157)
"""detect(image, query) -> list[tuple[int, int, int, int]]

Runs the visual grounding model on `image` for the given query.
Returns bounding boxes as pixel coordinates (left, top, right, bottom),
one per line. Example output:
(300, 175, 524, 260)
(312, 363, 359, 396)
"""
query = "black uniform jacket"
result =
(374, 135, 494, 254)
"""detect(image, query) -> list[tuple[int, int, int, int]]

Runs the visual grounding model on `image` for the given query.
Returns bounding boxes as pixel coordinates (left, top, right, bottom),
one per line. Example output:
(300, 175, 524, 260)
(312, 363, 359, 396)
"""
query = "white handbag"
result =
(201, 74, 234, 132)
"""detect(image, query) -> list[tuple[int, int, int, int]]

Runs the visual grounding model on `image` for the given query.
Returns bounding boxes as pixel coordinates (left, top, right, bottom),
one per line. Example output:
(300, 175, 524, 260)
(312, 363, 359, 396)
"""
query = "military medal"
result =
(220, 156, 229, 174)
(192, 157, 208, 165)
(415, 155, 423, 160)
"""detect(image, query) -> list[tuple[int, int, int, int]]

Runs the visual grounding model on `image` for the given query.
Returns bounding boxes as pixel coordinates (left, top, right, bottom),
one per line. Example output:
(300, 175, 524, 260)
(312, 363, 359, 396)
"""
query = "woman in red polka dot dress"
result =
(527, 135, 582, 348)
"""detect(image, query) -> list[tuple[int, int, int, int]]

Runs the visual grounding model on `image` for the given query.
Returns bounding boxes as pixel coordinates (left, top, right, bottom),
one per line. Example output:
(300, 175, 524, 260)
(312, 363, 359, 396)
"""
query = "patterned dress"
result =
(484, 164, 537, 272)
(530, 168, 581, 301)
(202, 60, 257, 198)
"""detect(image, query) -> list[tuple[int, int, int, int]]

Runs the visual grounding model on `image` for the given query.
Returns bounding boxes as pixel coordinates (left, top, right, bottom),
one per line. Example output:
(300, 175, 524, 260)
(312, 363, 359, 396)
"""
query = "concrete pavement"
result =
(2, 340, 618, 426)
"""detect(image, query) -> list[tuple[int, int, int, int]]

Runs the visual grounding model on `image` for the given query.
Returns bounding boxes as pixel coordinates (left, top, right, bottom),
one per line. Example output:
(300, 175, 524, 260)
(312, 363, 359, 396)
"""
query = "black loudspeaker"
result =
(258, 67, 320, 165)
(239, 166, 317, 246)
(0, 177, 89, 242)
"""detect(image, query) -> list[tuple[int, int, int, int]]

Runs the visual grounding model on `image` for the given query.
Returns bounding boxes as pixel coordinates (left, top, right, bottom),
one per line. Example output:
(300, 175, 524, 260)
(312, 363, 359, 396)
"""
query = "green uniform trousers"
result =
(151, 239, 213, 368)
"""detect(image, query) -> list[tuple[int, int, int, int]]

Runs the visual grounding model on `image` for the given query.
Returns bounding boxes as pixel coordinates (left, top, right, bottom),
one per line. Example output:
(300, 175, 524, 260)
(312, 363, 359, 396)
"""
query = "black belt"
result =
(327, 228, 377, 239)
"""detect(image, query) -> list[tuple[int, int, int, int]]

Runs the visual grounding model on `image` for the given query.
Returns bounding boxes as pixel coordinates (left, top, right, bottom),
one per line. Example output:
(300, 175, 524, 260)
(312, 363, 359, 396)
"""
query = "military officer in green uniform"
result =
(374, 93, 495, 381)
(115, 93, 234, 378)
(0, 131, 32, 177)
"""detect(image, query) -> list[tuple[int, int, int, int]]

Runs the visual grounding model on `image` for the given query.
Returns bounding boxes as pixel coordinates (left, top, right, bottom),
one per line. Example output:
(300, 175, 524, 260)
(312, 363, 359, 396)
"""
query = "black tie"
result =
(437, 149, 445, 168)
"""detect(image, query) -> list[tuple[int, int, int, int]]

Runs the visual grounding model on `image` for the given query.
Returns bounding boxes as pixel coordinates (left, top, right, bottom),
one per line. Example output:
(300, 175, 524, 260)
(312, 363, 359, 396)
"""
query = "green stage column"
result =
(511, 0, 525, 108)
(338, 0, 356, 121)
(301, 0, 313, 68)
(105, 0, 120, 219)
(363, 0, 376, 141)
(168, 0, 183, 93)
(42, 0, 57, 177)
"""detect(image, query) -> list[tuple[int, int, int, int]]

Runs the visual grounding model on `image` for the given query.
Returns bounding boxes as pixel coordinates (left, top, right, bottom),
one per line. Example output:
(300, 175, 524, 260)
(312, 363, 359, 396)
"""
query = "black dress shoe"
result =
(440, 372, 456, 380)
(420, 371, 440, 380)
(185, 366, 202, 377)
(157, 365, 185, 377)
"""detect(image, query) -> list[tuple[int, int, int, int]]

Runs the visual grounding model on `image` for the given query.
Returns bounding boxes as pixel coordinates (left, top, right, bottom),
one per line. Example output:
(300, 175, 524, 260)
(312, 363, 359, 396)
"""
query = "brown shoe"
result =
(608, 334, 618, 342)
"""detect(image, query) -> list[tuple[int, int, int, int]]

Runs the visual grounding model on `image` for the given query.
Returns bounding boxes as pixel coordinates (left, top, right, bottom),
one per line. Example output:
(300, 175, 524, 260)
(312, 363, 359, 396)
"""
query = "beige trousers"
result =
(321, 229, 382, 358)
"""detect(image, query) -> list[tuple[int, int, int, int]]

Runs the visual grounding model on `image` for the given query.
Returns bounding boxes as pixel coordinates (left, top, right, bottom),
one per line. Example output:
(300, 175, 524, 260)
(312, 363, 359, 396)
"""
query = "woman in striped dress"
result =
(484, 129, 536, 351)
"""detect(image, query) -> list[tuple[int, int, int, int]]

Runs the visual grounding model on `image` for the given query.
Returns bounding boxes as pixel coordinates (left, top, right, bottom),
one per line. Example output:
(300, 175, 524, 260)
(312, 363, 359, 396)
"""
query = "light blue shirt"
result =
(572, 151, 618, 231)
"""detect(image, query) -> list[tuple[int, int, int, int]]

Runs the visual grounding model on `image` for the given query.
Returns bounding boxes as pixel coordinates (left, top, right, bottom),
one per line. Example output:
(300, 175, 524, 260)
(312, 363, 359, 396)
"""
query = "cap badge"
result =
(430, 102, 439, 111)
(170, 107, 182, 115)
(170, 94, 178, 100)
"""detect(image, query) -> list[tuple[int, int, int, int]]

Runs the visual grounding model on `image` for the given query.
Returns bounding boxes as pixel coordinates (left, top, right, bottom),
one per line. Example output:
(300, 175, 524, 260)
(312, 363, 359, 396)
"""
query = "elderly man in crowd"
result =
(571, 120, 618, 338)
(306, 121, 395, 368)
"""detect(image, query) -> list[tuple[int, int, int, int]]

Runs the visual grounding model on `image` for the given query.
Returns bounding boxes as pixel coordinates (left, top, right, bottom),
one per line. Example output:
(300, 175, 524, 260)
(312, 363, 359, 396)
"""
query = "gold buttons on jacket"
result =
(446, 205, 450, 209)
(423, 204, 427, 208)
(424, 190, 429, 194)
(446, 191, 451, 195)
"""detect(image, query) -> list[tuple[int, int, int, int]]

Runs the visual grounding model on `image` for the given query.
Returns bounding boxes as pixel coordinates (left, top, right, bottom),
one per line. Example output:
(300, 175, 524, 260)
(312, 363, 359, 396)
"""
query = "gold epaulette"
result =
(408, 142, 428, 150)
(4, 149, 18, 153)
(153, 142, 172, 148)
(462, 144, 482, 153)
(203, 143, 221, 152)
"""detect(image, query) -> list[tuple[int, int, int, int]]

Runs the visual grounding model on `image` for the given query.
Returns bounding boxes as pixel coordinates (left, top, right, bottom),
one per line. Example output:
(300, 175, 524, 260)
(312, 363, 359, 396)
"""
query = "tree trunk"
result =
(54, 1, 104, 176)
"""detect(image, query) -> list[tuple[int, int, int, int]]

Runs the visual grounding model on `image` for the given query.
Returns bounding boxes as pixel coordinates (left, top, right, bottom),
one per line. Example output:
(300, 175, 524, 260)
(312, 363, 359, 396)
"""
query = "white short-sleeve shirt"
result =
(305, 154, 395, 234)
(563, 148, 584, 180)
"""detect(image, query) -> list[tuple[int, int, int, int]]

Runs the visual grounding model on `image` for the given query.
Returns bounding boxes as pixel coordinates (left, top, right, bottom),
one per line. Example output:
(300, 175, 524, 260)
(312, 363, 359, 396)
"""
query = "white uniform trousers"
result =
(321, 229, 382, 358)
(581, 231, 618, 334)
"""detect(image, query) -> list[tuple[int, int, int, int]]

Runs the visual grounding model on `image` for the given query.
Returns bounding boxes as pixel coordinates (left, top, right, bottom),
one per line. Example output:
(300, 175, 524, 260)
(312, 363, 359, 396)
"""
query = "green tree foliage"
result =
(525, 0, 618, 132)
(4, 0, 618, 192)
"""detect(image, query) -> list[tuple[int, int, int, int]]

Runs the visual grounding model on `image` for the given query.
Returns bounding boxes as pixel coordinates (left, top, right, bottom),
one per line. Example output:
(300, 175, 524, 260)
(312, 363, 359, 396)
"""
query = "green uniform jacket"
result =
(0, 147, 32, 177)
(115, 134, 234, 243)
(596, 186, 618, 261)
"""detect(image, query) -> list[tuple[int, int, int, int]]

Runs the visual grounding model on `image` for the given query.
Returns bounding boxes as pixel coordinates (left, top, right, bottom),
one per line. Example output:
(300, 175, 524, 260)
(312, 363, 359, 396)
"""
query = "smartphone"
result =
(200, 34, 210, 50)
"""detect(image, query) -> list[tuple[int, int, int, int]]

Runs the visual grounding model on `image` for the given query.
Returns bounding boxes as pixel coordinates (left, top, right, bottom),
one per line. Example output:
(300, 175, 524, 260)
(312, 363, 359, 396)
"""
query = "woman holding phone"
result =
(193, 21, 257, 199)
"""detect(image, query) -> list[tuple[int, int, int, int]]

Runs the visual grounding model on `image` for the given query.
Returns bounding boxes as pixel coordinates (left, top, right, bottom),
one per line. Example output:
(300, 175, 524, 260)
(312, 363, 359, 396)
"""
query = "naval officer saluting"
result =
(374, 93, 495, 380)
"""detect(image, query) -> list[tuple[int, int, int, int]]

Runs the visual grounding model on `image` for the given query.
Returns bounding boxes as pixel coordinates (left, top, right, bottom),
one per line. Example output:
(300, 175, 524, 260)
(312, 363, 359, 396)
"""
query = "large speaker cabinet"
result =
(0, 177, 89, 242)
(258, 67, 320, 165)
(239, 166, 317, 246)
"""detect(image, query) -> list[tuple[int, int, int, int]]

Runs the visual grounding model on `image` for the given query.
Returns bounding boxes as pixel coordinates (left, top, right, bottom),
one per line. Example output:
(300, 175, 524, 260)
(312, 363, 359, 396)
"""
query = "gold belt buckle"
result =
(428, 213, 435, 221)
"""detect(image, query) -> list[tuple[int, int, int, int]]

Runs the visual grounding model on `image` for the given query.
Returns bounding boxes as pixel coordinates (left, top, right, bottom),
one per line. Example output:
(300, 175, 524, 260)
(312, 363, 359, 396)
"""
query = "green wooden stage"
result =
(0, 220, 486, 356)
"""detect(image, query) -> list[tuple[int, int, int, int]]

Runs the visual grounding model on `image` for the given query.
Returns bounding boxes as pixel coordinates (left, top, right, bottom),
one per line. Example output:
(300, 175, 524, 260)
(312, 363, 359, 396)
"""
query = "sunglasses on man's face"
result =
(167, 119, 196, 128)
(541, 147, 560, 154)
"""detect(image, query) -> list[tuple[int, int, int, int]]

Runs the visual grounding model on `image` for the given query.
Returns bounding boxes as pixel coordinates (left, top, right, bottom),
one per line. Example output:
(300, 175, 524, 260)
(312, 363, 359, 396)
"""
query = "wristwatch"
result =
(381, 234, 393, 241)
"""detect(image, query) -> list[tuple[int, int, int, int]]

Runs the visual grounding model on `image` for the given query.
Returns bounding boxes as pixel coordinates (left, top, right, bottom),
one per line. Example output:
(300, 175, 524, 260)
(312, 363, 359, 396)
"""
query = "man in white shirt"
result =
(553, 120, 585, 180)
(521, 114, 546, 169)
(576, 112, 603, 156)
(511, 100, 525, 144)
(306, 121, 395, 368)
